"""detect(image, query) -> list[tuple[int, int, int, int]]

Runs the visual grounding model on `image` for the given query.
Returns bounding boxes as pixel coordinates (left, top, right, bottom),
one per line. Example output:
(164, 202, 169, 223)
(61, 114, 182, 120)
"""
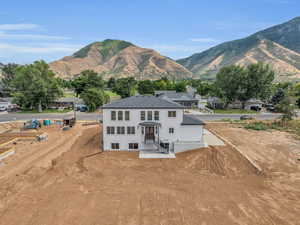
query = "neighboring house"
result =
(154, 91, 199, 108)
(51, 97, 85, 109)
(0, 97, 15, 110)
(102, 95, 206, 155)
(186, 85, 197, 96)
(228, 99, 263, 110)
(207, 97, 224, 109)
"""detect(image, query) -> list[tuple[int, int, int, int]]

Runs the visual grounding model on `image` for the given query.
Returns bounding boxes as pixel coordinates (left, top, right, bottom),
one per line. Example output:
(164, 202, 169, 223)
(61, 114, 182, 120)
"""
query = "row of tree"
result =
(1, 61, 299, 113)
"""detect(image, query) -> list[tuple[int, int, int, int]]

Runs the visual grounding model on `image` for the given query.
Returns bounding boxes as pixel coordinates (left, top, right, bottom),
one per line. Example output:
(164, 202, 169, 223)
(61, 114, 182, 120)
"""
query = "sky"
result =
(0, 0, 299, 64)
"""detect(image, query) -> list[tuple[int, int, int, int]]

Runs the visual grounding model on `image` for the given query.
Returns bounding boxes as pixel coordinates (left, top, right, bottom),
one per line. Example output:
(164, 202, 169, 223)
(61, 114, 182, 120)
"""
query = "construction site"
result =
(0, 120, 299, 225)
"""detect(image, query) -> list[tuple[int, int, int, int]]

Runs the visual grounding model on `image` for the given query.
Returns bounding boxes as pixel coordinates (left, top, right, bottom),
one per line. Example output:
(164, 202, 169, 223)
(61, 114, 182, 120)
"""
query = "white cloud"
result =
(0, 42, 82, 54)
(189, 38, 219, 43)
(0, 23, 40, 31)
(0, 32, 71, 40)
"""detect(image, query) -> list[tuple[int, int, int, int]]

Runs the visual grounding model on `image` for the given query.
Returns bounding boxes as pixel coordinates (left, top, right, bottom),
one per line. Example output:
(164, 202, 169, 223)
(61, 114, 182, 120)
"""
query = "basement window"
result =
(111, 143, 120, 150)
(129, 143, 139, 149)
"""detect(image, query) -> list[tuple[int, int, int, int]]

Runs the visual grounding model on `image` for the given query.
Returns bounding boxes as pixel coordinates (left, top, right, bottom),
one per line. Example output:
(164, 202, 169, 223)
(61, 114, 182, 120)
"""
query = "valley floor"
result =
(0, 123, 299, 225)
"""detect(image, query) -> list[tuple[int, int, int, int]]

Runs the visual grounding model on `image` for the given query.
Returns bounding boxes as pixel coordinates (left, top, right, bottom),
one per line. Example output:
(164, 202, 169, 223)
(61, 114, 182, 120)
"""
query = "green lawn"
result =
(19, 109, 72, 114)
(214, 109, 259, 114)
(104, 90, 118, 97)
(63, 91, 76, 98)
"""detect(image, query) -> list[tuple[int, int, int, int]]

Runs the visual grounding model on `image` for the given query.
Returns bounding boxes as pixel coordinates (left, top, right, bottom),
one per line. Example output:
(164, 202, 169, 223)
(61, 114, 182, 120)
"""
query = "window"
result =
(111, 143, 119, 150)
(107, 126, 115, 134)
(117, 126, 125, 134)
(118, 111, 123, 120)
(154, 111, 159, 121)
(141, 127, 144, 135)
(168, 111, 176, 118)
(140, 111, 145, 121)
(127, 126, 135, 135)
(111, 111, 116, 120)
(125, 111, 130, 121)
(169, 128, 174, 134)
(129, 143, 139, 149)
(147, 111, 152, 120)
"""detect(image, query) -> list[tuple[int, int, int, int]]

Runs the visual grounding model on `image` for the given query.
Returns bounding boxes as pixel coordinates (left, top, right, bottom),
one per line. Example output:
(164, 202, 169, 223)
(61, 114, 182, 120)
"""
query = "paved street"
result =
(0, 112, 102, 123)
(0, 111, 284, 123)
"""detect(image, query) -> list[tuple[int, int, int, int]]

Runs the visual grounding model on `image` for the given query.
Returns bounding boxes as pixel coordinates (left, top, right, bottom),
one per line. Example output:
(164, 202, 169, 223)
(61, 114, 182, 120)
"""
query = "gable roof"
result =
(181, 114, 205, 125)
(102, 95, 184, 109)
(156, 91, 198, 102)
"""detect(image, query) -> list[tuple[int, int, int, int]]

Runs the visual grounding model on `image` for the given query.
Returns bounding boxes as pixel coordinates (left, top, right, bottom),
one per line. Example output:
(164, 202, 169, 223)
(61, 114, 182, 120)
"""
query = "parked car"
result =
(264, 104, 275, 112)
(240, 115, 254, 120)
(250, 106, 262, 111)
(0, 106, 7, 112)
(80, 106, 88, 112)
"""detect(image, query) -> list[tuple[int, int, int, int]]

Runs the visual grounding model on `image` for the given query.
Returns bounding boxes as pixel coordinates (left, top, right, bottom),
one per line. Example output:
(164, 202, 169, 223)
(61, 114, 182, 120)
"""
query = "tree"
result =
(216, 63, 275, 108)
(0, 63, 19, 96)
(296, 98, 300, 108)
(239, 63, 274, 107)
(293, 82, 300, 96)
(81, 88, 109, 112)
(174, 81, 187, 92)
(138, 80, 155, 95)
(271, 88, 286, 106)
(12, 60, 63, 112)
(107, 77, 116, 89)
(275, 96, 296, 122)
(196, 82, 215, 96)
(216, 65, 246, 106)
(112, 77, 137, 98)
(72, 70, 105, 96)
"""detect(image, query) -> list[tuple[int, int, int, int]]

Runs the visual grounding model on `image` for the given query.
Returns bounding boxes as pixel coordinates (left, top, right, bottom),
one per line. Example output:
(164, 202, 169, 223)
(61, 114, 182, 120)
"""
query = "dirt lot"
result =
(0, 123, 299, 225)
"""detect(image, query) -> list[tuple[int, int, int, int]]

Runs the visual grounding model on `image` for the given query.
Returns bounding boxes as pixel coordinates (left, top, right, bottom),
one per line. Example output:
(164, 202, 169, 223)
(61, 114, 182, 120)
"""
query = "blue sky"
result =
(0, 0, 299, 64)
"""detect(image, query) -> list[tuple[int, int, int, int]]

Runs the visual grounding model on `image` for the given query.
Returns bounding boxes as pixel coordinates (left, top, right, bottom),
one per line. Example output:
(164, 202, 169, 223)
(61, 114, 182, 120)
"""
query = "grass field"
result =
(19, 109, 72, 114)
(214, 109, 258, 114)
(244, 119, 300, 138)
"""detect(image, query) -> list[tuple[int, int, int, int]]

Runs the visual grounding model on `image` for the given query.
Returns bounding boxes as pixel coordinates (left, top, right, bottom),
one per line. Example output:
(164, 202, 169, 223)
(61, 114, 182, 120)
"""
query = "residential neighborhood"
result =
(1, 1, 300, 225)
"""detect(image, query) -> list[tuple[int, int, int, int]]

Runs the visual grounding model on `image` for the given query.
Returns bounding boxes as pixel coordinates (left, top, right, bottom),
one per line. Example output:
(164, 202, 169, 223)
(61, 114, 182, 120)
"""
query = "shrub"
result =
(244, 122, 268, 131)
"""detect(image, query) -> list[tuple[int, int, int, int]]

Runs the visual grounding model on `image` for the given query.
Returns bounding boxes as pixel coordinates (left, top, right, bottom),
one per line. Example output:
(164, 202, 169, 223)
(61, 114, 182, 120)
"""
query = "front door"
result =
(145, 126, 155, 142)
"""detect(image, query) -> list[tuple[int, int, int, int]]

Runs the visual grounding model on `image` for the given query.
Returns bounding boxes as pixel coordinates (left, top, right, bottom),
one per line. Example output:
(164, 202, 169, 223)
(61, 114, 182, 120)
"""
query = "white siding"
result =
(102, 108, 184, 151)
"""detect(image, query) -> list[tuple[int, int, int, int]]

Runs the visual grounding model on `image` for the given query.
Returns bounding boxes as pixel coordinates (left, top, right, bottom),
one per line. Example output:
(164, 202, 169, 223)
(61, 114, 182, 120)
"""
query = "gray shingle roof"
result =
(102, 95, 184, 109)
(157, 91, 197, 102)
(181, 114, 205, 125)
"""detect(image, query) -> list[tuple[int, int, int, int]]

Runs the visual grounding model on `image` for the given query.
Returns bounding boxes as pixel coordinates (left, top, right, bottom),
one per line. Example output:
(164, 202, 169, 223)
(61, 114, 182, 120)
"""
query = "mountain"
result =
(50, 39, 192, 80)
(177, 17, 300, 81)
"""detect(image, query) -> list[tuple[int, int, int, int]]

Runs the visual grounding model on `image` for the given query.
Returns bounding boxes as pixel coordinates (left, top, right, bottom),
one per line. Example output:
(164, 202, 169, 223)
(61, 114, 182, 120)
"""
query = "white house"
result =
(102, 95, 206, 156)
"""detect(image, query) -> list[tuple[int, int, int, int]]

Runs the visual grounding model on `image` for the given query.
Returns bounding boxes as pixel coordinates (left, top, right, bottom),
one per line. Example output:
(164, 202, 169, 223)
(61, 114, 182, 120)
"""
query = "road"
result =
(0, 111, 284, 123)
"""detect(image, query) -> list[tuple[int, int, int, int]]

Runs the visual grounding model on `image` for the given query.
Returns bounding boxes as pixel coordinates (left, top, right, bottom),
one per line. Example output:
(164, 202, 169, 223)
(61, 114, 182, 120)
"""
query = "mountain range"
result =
(49, 40, 192, 80)
(177, 17, 300, 82)
(49, 17, 300, 81)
